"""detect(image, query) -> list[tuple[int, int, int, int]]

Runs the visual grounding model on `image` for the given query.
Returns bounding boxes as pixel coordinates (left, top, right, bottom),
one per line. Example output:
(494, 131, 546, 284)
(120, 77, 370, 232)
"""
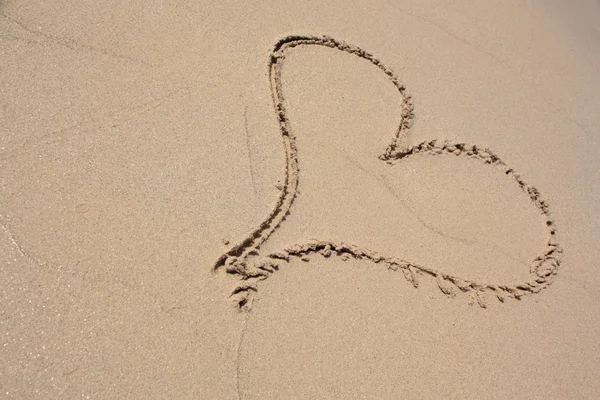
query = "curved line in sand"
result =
(214, 35, 562, 310)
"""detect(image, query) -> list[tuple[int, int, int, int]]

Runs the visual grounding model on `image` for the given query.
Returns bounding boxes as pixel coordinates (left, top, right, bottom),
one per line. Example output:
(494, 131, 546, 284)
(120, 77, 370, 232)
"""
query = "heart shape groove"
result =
(214, 35, 562, 310)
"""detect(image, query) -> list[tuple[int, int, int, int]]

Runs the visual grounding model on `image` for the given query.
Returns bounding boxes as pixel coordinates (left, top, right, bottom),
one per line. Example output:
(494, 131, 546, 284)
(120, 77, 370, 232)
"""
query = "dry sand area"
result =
(1, 0, 600, 398)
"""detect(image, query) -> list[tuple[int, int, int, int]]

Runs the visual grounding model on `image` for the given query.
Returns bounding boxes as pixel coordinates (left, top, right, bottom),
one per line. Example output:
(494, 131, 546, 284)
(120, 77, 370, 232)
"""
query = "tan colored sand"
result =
(1, 0, 599, 398)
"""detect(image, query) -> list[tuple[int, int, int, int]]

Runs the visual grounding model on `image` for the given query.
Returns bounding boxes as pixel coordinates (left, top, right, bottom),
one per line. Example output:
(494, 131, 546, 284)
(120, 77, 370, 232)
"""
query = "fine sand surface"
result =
(1, 0, 600, 398)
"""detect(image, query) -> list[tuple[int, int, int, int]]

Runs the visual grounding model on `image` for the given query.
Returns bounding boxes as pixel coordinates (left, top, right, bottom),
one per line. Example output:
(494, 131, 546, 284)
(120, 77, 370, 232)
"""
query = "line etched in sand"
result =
(214, 35, 562, 309)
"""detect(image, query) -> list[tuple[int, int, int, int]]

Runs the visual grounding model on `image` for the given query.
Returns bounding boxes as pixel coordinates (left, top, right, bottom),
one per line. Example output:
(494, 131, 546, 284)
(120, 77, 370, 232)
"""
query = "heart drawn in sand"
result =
(214, 35, 562, 310)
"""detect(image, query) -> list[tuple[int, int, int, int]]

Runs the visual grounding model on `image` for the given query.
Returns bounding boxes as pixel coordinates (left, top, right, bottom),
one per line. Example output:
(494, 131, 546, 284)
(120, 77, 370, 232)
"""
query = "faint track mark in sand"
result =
(235, 311, 250, 400)
(340, 153, 529, 266)
(243, 105, 258, 202)
(214, 35, 562, 310)
(1, 11, 150, 65)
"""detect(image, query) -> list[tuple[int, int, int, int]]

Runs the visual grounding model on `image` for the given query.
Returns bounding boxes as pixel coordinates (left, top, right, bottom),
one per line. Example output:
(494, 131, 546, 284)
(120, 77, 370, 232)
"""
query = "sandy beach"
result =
(1, 0, 599, 398)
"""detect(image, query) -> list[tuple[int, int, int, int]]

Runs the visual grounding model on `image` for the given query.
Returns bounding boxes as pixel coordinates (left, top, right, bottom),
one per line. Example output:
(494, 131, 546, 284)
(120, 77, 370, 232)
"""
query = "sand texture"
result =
(1, 0, 600, 398)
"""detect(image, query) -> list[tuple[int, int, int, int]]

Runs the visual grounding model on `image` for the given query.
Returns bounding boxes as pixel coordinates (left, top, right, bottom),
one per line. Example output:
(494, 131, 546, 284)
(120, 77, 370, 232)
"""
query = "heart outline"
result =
(214, 35, 562, 310)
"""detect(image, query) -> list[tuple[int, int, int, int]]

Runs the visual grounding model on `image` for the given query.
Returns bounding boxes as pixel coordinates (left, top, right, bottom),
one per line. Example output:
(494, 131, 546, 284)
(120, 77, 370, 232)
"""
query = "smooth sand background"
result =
(1, 0, 599, 398)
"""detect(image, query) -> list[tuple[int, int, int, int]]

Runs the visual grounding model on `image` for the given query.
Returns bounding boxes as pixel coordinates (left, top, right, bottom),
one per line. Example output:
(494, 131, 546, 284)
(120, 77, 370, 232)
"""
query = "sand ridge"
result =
(213, 35, 562, 310)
